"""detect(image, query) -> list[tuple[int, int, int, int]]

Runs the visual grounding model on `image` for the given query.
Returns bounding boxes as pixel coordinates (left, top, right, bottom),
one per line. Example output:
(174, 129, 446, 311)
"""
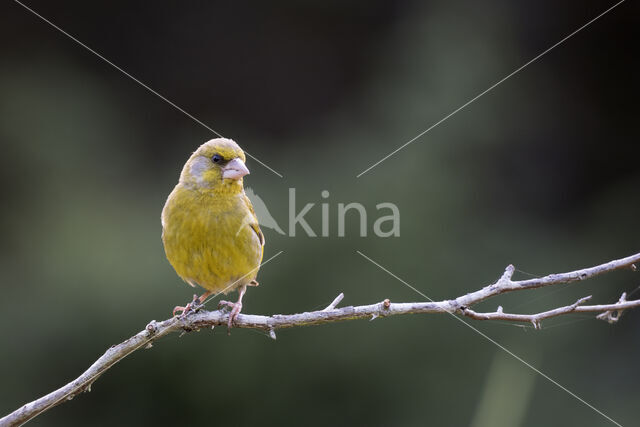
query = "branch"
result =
(2, 252, 640, 426)
(462, 293, 640, 329)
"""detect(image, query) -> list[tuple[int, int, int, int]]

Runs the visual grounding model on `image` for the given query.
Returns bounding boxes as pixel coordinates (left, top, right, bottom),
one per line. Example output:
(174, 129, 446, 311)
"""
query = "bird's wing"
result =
(243, 193, 265, 249)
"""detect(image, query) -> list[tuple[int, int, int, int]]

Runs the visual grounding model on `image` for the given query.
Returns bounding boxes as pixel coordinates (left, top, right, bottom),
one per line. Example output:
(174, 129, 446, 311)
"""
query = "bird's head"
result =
(180, 138, 249, 192)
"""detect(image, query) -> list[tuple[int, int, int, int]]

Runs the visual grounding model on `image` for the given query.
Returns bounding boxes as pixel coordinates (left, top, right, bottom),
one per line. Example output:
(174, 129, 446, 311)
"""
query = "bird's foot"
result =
(173, 294, 205, 318)
(248, 280, 259, 287)
(217, 285, 247, 335)
(218, 300, 243, 333)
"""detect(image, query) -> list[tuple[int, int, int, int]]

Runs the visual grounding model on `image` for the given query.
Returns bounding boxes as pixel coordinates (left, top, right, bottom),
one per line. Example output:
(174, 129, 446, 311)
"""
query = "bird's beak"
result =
(222, 158, 250, 180)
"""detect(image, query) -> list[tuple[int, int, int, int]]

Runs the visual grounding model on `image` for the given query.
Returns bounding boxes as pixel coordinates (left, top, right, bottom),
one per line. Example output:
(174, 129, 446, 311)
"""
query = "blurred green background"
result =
(1, 1, 639, 426)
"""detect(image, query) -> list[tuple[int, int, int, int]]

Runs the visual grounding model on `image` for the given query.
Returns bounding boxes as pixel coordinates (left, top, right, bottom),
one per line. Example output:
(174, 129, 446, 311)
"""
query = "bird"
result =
(161, 138, 265, 330)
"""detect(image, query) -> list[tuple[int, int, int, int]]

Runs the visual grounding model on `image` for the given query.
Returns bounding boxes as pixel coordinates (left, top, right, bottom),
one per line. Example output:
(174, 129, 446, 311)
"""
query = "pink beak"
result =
(222, 158, 250, 180)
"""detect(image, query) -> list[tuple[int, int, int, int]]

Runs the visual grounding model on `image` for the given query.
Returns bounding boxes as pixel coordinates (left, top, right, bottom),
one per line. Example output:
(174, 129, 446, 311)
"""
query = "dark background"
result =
(1, 1, 639, 426)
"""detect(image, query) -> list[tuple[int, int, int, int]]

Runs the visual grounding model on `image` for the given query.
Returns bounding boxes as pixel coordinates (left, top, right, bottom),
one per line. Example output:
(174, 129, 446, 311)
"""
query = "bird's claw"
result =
(172, 304, 189, 317)
(217, 300, 236, 310)
(218, 300, 243, 333)
(173, 294, 204, 318)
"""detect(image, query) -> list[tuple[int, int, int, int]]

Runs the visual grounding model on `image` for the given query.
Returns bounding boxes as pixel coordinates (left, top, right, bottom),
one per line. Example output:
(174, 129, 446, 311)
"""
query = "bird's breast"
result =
(161, 186, 262, 293)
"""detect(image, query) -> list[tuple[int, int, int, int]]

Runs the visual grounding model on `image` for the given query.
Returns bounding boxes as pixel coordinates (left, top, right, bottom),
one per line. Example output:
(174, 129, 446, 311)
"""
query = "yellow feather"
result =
(161, 138, 264, 295)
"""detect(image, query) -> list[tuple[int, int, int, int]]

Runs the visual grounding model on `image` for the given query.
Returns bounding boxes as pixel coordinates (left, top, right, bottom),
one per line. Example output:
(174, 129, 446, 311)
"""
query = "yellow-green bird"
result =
(161, 138, 264, 328)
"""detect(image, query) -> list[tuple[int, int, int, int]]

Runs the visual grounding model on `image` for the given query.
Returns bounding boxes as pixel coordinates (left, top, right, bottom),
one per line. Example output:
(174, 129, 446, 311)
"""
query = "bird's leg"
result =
(218, 284, 247, 333)
(195, 291, 212, 306)
(173, 291, 212, 317)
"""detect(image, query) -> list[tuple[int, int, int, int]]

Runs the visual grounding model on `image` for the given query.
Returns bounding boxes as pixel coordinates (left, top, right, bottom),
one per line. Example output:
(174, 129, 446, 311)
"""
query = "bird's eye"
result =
(212, 154, 223, 164)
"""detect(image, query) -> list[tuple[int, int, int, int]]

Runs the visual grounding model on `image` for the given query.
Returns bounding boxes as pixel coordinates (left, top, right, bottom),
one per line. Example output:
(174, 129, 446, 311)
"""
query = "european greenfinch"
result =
(161, 138, 265, 328)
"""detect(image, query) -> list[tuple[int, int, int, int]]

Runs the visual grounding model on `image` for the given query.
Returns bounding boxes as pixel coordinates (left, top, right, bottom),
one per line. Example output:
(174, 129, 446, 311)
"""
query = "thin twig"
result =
(462, 294, 640, 329)
(2, 252, 639, 427)
(323, 293, 345, 311)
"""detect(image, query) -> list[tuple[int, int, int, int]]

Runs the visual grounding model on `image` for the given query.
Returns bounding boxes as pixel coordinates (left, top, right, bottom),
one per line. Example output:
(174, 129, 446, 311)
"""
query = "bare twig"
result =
(2, 252, 639, 426)
(462, 294, 640, 329)
(596, 291, 629, 324)
(323, 293, 345, 311)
